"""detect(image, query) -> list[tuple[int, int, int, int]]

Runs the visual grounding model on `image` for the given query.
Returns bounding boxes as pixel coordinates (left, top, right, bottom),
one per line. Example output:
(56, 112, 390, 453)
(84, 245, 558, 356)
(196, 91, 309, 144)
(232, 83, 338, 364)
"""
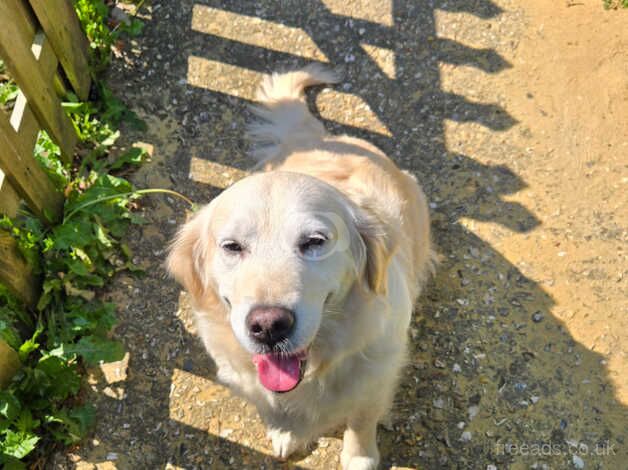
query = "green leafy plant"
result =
(0, 1, 186, 466)
(603, 0, 628, 8)
(0, 60, 19, 108)
(74, 0, 146, 71)
(0, 172, 133, 466)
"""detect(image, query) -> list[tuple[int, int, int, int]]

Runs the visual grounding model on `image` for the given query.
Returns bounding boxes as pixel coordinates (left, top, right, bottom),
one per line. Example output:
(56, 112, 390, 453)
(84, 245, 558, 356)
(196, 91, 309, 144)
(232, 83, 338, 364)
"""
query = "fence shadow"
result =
(57, 0, 627, 468)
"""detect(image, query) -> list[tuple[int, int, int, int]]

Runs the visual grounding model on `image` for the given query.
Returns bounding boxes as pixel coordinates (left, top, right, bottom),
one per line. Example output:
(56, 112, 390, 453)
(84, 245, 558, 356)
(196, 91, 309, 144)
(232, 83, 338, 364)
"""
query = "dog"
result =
(167, 65, 434, 469)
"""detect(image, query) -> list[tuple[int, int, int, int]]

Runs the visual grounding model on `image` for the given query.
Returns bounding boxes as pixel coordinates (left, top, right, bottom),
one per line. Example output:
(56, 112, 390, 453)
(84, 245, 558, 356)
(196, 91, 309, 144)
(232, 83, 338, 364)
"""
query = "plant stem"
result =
(63, 189, 195, 223)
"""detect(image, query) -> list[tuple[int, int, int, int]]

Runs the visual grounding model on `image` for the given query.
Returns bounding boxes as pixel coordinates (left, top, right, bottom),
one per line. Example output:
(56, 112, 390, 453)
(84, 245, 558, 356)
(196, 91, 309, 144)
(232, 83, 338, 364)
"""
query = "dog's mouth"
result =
(252, 350, 307, 393)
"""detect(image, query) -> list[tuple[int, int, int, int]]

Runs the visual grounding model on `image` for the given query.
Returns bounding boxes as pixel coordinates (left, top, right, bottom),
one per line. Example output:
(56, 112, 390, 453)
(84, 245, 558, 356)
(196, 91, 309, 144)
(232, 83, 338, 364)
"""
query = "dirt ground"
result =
(51, 0, 627, 468)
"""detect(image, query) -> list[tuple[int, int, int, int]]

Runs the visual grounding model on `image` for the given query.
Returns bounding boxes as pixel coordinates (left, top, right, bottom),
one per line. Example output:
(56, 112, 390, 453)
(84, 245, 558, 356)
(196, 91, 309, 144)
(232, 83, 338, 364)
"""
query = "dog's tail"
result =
(248, 64, 341, 164)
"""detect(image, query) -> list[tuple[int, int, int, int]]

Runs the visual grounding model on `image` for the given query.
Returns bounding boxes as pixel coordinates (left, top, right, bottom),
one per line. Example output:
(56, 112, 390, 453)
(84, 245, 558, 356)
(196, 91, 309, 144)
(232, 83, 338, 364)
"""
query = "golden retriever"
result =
(167, 65, 434, 469)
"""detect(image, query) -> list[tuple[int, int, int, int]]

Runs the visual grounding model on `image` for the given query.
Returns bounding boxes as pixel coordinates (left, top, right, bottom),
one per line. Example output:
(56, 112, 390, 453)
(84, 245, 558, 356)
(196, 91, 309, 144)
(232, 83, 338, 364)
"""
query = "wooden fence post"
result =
(0, 170, 40, 307)
(28, 0, 91, 100)
(0, 339, 20, 388)
(0, 0, 93, 316)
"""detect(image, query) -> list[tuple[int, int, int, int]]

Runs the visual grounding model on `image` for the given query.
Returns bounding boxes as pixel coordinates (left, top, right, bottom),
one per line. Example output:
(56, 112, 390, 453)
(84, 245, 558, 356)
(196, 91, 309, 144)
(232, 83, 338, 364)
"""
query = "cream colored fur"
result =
(167, 65, 434, 470)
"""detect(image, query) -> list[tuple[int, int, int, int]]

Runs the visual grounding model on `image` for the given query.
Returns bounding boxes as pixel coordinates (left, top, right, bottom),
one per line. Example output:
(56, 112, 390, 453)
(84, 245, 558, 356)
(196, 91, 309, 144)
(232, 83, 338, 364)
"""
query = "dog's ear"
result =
(166, 205, 215, 301)
(350, 204, 398, 296)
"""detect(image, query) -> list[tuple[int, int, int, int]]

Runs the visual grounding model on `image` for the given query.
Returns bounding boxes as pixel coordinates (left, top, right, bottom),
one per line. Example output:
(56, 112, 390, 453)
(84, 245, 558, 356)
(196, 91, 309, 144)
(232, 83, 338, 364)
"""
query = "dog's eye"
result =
(221, 240, 243, 254)
(299, 234, 327, 255)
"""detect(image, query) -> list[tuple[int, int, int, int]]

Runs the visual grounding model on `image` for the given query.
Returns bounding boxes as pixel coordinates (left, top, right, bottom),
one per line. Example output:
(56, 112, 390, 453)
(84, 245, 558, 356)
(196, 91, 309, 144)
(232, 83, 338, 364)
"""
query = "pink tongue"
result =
(252, 354, 301, 392)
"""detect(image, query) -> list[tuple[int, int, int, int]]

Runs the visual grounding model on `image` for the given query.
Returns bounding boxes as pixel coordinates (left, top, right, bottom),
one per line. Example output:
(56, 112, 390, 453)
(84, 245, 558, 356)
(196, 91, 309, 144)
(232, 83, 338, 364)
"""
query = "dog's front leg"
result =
(341, 411, 380, 470)
(267, 427, 307, 459)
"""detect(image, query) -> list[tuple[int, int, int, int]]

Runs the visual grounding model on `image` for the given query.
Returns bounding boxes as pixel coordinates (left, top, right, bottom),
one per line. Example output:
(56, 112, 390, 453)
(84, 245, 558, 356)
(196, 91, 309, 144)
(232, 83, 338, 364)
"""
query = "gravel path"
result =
(52, 1, 627, 468)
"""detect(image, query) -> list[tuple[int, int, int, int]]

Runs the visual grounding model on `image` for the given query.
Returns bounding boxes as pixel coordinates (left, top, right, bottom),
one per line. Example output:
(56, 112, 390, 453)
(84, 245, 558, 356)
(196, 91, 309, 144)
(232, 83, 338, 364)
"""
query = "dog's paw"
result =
(340, 453, 379, 470)
(267, 428, 303, 459)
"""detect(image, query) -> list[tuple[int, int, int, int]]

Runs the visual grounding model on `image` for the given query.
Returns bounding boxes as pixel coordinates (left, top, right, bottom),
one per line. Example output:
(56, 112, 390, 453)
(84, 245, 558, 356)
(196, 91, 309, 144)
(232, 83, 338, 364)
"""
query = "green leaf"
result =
(0, 319, 22, 351)
(122, 18, 144, 37)
(17, 326, 42, 362)
(50, 220, 94, 250)
(14, 409, 39, 433)
(35, 356, 80, 400)
(94, 224, 112, 248)
(0, 81, 18, 106)
(110, 147, 147, 170)
(61, 101, 85, 112)
(67, 258, 91, 277)
(66, 336, 125, 366)
(17, 339, 39, 363)
(69, 404, 95, 434)
(99, 129, 120, 147)
(0, 391, 21, 421)
(0, 455, 27, 470)
(0, 430, 40, 459)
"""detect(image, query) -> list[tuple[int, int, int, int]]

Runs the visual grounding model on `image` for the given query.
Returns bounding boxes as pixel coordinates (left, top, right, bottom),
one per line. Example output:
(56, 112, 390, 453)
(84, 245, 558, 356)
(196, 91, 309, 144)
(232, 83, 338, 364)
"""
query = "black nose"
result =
(246, 306, 295, 347)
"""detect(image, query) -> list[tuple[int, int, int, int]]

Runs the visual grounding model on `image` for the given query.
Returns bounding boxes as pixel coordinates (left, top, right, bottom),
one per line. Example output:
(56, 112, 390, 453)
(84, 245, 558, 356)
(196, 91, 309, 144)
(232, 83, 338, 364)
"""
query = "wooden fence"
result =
(0, 0, 90, 384)
(0, 0, 89, 303)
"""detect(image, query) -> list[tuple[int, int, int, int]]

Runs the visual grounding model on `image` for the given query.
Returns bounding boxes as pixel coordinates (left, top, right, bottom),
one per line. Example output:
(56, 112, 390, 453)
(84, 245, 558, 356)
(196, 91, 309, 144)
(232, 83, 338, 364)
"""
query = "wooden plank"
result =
(0, 0, 77, 161)
(4, 33, 66, 221)
(30, 30, 67, 99)
(0, 169, 22, 217)
(0, 339, 20, 388)
(0, 230, 39, 307)
(28, 0, 91, 100)
(9, 30, 66, 156)
(0, 109, 63, 222)
(0, 0, 67, 100)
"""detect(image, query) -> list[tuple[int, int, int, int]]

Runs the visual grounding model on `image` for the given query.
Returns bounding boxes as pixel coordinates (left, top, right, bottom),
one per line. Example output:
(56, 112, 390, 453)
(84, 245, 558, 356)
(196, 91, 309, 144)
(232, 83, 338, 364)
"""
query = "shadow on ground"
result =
(51, 1, 627, 469)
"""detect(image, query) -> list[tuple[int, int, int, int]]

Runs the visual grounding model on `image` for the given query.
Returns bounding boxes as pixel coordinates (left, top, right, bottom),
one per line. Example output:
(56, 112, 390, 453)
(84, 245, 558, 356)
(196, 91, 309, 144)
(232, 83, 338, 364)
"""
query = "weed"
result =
(603, 0, 628, 8)
(0, 1, 180, 466)
(74, 0, 145, 71)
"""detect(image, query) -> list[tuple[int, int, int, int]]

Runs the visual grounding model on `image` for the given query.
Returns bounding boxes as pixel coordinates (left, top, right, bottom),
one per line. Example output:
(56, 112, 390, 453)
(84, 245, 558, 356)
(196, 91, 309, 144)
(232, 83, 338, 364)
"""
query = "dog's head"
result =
(167, 171, 396, 392)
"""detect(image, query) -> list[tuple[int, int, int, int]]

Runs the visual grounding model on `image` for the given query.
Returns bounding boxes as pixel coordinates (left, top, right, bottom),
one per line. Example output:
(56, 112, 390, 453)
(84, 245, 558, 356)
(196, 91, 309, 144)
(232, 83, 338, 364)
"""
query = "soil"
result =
(50, 0, 627, 469)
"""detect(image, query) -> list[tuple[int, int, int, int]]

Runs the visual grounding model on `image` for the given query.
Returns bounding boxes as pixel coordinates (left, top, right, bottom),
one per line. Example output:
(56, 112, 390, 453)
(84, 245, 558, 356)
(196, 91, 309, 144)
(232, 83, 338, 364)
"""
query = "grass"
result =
(604, 0, 628, 8)
(0, 1, 193, 467)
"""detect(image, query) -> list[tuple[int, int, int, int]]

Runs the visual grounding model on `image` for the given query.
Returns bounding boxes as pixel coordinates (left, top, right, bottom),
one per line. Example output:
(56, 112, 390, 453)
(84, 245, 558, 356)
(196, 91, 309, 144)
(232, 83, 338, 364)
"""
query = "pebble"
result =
(572, 455, 585, 469)
(530, 395, 540, 404)
(532, 311, 544, 323)
(460, 431, 472, 442)
(468, 405, 479, 420)
(219, 428, 233, 438)
(487, 465, 497, 470)
(452, 363, 462, 373)
(110, 6, 131, 25)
